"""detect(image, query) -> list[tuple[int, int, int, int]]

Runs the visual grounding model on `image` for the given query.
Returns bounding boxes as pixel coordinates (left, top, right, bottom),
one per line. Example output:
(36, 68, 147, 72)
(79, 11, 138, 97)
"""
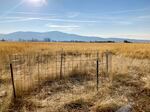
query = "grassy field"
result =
(0, 42, 150, 112)
(0, 42, 150, 60)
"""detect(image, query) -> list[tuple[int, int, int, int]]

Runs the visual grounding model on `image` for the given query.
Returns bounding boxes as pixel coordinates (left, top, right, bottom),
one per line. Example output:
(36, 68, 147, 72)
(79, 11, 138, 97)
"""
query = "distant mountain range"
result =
(0, 31, 150, 42)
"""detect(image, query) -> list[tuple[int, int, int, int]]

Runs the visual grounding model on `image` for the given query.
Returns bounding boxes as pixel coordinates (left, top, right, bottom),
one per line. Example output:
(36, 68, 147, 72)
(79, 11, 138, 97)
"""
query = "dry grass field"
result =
(0, 42, 150, 60)
(0, 42, 150, 112)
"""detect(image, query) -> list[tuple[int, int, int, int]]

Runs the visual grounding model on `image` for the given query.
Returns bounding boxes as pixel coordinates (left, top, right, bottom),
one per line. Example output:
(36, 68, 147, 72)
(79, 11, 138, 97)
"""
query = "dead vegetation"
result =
(0, 43, 150, 112)
(6, 55, 150, 112)
(0, 42, 150, 64)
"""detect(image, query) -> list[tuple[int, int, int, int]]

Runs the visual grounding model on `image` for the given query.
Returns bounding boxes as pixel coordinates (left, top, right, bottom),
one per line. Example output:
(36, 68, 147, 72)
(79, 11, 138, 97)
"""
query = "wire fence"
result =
(8, 50, 112, 99)
(0, 50, 113, 111)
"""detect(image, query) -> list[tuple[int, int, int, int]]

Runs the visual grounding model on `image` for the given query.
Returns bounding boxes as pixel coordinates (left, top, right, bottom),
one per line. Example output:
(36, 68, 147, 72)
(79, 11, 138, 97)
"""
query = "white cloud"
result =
(46, 24, 80, 32)
(116, 21, 133, 25)
(118, 34, 150, 39)
(12, 11, 56, 17)
(46, 24, 80, 28)
(95, 34, 150, 40)
(0, 16, 97, 24)
(106, 7, 150, 14)
(137, 15, 150, 19)
(36, 17, 97, 23)
(0, 17, 38, 23)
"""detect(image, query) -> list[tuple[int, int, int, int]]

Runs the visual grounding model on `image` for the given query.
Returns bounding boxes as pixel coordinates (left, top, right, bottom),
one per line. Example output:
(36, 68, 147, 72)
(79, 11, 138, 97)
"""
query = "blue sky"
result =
(0, 0, 150, 39)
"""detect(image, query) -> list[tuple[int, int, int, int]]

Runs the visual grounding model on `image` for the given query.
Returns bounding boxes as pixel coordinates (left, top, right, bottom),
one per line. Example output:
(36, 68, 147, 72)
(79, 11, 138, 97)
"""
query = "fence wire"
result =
(6, 50, 112, 111)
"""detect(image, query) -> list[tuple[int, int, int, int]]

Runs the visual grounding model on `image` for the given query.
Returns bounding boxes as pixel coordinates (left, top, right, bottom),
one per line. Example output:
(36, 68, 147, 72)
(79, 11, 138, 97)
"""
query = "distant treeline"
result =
(0, 38, 132, 43)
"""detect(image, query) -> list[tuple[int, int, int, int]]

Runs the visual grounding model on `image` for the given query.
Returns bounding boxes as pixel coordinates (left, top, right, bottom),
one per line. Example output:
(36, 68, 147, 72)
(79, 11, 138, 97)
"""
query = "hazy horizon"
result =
(1, 30, 150, 41)
(0, 0, 150, 40)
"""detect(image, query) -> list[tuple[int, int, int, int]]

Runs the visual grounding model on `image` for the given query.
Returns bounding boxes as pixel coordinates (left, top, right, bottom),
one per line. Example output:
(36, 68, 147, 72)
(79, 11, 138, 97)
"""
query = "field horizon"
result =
(1, 31, 150, 42)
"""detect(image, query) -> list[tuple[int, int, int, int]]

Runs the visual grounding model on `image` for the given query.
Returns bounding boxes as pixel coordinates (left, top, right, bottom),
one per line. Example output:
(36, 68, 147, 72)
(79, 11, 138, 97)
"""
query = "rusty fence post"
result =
(96, 51, 99, 91)
(10, 63, 16, 98)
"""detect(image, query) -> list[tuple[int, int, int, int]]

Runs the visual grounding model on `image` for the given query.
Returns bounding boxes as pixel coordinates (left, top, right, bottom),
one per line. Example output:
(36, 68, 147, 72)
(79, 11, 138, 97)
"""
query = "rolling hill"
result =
(0, 31, 149, 42)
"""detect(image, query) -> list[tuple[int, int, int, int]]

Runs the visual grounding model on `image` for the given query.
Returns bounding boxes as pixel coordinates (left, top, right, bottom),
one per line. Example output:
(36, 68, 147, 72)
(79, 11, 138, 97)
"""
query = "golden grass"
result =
(0, 42, 150, 112)
(7, 55, 150, 111)
(0, 42, 150, 62)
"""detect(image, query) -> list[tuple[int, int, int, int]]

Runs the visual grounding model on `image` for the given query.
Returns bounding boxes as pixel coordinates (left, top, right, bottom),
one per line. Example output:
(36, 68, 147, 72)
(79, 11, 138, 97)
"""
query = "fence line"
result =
(8, 50, 112, 98)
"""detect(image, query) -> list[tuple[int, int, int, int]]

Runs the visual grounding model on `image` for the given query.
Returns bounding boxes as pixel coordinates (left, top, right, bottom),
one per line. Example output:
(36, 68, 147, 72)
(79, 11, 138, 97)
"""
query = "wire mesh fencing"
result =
(8, 50, 112, 98)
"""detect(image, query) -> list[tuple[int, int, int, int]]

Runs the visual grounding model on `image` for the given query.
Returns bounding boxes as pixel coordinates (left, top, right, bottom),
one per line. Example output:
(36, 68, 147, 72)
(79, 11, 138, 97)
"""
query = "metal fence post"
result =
(96, 51, 99, 91)
(10, 63, 16, 98)
(60, 49, 63, 79)
(106, 51, 109, 76)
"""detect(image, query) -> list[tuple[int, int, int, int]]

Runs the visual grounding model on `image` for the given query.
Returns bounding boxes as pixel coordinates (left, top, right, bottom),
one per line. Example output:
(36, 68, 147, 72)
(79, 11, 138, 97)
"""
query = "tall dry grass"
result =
(0, 42, 150, 112)
(0, 42, 150, 62)
(7, 55, 150, 112)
